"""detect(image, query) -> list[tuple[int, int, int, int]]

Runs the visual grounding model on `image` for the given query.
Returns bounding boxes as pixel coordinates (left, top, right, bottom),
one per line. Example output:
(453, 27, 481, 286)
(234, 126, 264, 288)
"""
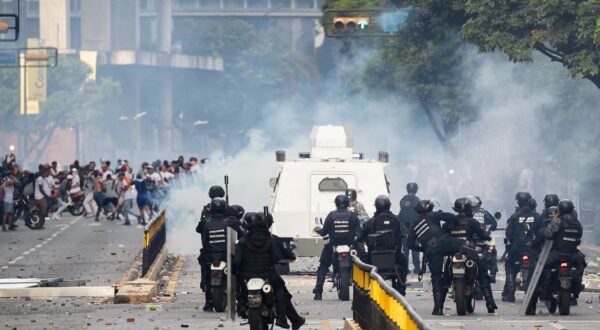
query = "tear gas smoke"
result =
(164, 49, 600, 255)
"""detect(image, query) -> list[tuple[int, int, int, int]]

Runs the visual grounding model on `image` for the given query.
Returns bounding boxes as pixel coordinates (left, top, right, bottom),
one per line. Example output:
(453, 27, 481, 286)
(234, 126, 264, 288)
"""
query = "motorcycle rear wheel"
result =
(338, 270, 350, 301)
(211, 286, 227, 313)
(558, 287, 571, 315)
(454, 279, 468, 316)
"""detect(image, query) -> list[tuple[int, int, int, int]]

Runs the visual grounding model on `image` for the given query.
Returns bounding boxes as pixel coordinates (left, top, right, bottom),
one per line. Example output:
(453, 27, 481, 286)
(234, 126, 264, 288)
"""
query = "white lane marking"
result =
(8, 256, 24, 264)
(2, 215, 83, 269)
(549, 323, 567, 330)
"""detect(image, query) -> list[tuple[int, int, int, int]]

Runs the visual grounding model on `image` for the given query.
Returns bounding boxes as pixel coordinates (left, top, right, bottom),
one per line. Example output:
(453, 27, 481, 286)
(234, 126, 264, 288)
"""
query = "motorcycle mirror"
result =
(494, 211, 502, 220)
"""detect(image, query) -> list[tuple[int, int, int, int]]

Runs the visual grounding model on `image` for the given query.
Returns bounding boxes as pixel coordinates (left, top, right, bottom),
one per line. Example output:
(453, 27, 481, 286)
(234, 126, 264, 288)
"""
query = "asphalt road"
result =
(0, 214, 143, 285)
(0, 219, 599, 329)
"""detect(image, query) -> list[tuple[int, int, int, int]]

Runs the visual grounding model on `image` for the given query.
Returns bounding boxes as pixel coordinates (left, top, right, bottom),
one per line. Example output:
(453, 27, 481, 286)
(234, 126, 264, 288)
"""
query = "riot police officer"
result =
(346, 188, 369, 223)
(196, 198, 244, 312)
(543, 200, 586, 305)
(407, 200, 479, 315)
(359, 195, 408, 294)
(468, 195, 498, 282)
(399, 182, 422, 273)
(502, 192, 543, 302)
(444, 198, 497, 313)
(233, 212, 292, 328)
(200, 185, 226, 221)
(540, 194, 559, 220)
(264, 212, 306, 329)
(312, 194, 361, 300)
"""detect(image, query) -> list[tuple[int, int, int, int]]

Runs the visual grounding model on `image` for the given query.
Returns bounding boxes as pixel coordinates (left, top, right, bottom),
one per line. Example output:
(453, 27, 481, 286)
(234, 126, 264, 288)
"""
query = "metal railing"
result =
(352, 256, 430, 330)
(142, 205, 167, 277)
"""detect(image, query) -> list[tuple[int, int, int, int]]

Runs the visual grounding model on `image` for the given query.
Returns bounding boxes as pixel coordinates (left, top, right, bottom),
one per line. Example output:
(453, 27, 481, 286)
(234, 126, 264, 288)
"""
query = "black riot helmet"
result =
(529, 198, 538, 211)
(346, 189, 357, 202)
(228, 205, 245, 220)
(264, 212, 274, 229)
(210, 198, 227, 214)
(543, 194, 559, 209)
(208, 185, 225, 199)
(334, 194, 350, 209)
(406, 182, 419, 194)
(558, 200, 575, 215)
(515, 192, 532, 207)
(415, 199, 434, 214)
(453, 197, 473, 216)
(374, 195, 392, 212)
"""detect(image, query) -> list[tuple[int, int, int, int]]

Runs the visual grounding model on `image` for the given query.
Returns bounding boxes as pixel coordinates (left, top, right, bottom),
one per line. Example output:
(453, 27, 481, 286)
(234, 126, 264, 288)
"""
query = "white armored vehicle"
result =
(269, 125, 390, 256)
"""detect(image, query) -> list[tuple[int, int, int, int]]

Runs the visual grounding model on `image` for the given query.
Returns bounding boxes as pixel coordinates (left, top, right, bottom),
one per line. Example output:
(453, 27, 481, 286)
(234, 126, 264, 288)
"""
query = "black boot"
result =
(432, 289, 444, 315)
(502, 271, 516, 302)
(313, 272, 326, 301)
(275, 315, 290, 329)
(203, 291, 214, 312)
(286, 300, 305, 330)
(483, 286, 498, 313)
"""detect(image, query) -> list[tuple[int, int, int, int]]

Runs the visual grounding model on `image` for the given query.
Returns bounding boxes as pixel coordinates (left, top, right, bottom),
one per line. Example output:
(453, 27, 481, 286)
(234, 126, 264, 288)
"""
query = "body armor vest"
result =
(554, 215, 581, 253)
(449, 218, 471, 242)
(204, 216, 228, 254)
(516, 214, 536, 244)
(331, 211, 354, 243)
(472, 208, 486, 229)
(413, 215, 441, 247)
(374, 212, 399, 245)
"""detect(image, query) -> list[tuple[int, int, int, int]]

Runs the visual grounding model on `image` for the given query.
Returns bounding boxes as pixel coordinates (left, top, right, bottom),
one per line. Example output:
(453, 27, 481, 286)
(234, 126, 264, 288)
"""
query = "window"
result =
(318, 177, 348, 192)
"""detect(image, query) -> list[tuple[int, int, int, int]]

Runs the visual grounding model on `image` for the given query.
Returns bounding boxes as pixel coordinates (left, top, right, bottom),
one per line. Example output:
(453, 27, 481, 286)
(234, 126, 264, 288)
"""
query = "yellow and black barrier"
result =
(352, 256, 429, 330)
(142, 206, 167, 277)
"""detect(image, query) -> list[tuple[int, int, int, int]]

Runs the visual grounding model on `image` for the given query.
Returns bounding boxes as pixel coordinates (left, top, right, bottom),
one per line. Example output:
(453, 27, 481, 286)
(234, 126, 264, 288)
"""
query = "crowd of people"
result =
(0, 152, 205, 230)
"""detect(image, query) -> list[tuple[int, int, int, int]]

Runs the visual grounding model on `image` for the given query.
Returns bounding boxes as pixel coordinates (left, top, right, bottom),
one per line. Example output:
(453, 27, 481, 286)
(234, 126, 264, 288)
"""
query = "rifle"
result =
(224, 175, 229, 204)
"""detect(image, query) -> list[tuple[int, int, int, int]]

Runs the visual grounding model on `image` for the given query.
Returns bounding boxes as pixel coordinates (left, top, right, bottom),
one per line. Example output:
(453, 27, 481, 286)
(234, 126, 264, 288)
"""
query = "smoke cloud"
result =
(164, 44, 600, 255)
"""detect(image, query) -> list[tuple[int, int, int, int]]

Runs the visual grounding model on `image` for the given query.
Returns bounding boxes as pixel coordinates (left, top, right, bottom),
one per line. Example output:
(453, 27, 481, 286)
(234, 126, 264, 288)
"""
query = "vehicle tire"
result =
(338, 269, 350, 301)
(558, 287, 571, 315)
(248, 308, 265, 330)
(545, 297, 557, 313)
(25, 210, 44, 230)
(211, 286, 227, 313)
(454, 279, 467, 316)
(68, 203, 85, 216)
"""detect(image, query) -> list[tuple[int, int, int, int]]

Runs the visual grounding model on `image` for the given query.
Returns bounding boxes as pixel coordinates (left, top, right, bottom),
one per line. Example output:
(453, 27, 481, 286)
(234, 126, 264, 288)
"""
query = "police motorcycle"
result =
(537, 257, 579, 315)
(448, 246, 479, 315)
(315, 217, 356, 301)
(242, 277, 276, 330)
(366, 230, 405, 295)
(209, 255, 228, 312)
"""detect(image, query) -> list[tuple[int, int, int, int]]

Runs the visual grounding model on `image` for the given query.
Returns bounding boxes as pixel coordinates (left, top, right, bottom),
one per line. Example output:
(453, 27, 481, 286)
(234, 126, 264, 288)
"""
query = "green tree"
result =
(324, 0, 475, 152)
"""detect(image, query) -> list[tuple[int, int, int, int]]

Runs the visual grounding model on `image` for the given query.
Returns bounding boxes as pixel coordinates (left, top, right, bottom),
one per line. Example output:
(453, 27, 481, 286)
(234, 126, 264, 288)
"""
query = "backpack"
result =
(143, 178, 156, 192)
